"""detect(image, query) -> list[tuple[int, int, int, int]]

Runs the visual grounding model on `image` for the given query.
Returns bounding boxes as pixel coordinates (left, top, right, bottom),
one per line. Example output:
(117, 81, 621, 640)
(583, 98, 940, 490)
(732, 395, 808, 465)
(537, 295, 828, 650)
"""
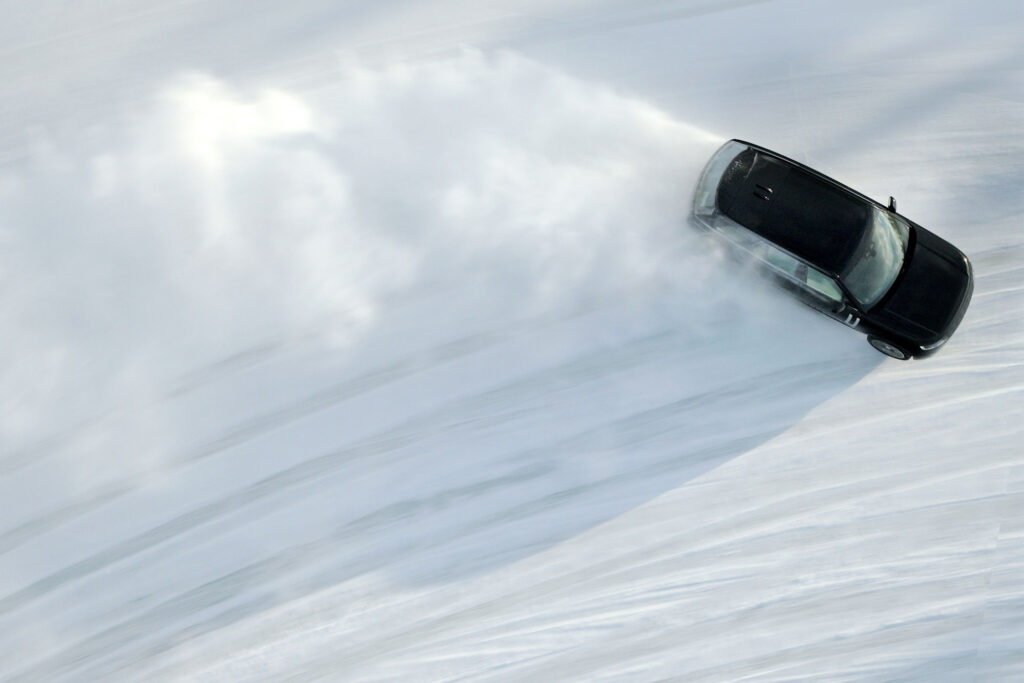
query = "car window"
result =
(760, 243, 802, 278)
(805, 267, 843, 302)
(841, 207, 909, 307)
(716, 220, 762, 252)
(757, 240, 844, 303)
(720, 225, 846, 305)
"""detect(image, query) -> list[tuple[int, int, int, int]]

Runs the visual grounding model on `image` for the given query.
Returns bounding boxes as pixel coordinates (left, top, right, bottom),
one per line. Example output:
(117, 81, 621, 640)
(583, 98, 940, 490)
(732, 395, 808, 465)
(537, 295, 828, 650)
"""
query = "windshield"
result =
(841, 207, 910, 307)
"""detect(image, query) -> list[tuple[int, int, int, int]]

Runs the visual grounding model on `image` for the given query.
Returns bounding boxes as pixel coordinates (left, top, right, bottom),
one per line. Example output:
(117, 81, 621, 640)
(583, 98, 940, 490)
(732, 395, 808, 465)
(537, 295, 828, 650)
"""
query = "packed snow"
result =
(1, 0, 1022, 680)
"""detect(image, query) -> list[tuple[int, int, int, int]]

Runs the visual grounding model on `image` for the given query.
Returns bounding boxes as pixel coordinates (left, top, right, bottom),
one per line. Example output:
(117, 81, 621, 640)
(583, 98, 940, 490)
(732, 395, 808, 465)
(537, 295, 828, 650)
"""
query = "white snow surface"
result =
(2, 0, 1023, 680)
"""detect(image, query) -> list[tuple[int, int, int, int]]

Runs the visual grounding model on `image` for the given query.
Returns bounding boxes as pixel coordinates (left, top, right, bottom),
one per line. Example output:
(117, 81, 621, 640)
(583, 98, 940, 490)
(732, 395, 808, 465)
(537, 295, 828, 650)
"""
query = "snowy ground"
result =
(2, 1, 1023, 680)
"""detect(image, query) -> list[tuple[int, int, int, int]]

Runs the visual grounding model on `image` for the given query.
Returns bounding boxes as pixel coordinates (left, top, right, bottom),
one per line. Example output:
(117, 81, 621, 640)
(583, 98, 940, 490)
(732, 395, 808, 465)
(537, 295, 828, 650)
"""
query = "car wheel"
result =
(868, 336, 910, 360)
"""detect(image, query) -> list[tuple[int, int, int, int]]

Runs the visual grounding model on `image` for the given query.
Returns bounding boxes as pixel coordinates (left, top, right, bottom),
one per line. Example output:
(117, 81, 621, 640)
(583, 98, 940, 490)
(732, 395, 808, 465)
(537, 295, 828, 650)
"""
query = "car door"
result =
(753, 240, 854, 323)
(706, 220, 862, 328)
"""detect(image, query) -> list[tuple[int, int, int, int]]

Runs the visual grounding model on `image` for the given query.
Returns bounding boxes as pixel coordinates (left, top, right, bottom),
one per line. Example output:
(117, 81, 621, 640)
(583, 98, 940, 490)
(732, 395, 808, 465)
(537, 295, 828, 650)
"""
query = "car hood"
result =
(871, 227, 972, 341)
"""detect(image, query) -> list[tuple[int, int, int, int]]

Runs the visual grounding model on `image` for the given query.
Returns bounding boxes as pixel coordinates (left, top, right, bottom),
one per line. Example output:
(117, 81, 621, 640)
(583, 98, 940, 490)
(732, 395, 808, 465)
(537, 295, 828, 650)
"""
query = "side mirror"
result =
(888, 196, 897, 212)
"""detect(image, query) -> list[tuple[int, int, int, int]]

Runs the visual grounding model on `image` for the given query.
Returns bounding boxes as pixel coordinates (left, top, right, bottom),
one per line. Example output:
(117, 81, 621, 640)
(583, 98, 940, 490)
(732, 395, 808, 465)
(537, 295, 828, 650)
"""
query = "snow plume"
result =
(0, 50, 721, 471)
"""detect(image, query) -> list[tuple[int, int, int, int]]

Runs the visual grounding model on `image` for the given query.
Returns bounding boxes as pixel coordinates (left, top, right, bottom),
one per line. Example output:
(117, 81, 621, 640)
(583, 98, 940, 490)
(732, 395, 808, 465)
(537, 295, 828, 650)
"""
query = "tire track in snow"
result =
(0, 338, 849, 632)
(284, 485, 1009, 681)
(0, 321, 689, 610)
(4, 356, 869, 679)
(0, 300, 610, 557)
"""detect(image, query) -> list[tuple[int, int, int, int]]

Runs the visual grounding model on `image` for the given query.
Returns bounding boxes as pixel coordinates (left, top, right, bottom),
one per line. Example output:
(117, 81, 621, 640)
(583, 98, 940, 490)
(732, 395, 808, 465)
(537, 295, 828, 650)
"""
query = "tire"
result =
(868, 336, 911, 360)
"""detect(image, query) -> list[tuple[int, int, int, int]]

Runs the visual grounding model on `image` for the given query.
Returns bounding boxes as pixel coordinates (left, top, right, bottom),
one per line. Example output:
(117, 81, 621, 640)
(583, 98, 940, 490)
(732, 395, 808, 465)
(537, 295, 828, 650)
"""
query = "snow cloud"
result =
(0, 50, 721, 465)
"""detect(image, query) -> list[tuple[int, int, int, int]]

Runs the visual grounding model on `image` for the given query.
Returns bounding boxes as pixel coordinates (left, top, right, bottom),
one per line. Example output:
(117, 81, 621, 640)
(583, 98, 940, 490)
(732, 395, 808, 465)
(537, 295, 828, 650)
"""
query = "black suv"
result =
(693, 140, 973, 359)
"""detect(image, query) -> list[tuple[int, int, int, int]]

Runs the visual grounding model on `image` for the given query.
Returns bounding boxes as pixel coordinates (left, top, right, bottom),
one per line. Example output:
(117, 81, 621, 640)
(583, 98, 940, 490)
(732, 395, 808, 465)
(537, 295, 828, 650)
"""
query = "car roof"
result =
(716, 144, 871, 275)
